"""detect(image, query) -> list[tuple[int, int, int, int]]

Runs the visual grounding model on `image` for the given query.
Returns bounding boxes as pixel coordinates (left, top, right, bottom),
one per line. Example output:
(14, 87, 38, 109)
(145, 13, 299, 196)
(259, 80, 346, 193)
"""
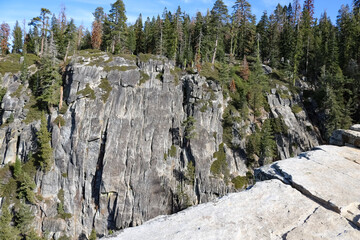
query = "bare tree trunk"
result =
(40, 20, 45, 56)
(111, 38, 115, 53)
(306, 35, 310, 75)
(59, 86, 63, 110)
(64, 41, 70, 64)
(160, 28, 163, 56)
(41, 35, 44, 56)
(212, 36, 218, 65)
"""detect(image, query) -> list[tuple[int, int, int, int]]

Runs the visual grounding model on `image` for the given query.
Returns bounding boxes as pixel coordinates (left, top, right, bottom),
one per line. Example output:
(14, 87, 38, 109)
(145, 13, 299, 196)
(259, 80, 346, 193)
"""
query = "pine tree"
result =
(163, 12, 177, 59)
(232, 0, 255, 58)
(12, 21, 23, 53)
(256, 12, 270, 61)
(126, 25, 136, 54)
(37, 112, 53, 172)
(93, 7, 105, 22)
(210, 0, 228, 64)
(15, 203, 34, 236)
(13, 157, 22, 179)
(0, 204, 19, 240)
(135, 14, 144, 54)
(108, 0, 127, 53)
(30, 8, 51, 56)
(260, 119, 276, 165)
(301, 0, 315, 76)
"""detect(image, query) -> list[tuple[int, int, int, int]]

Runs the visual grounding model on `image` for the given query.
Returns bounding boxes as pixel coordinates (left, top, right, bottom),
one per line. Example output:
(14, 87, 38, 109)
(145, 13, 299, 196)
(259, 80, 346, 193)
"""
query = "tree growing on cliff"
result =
(37, 112, 53, 172)
(0, 204, 19, 239)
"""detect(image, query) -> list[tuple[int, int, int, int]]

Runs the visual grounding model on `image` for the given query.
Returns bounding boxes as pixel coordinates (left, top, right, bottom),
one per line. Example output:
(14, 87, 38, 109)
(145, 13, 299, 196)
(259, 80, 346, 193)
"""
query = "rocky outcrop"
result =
(330, 124, 360, 148)
(267, 85, 319, 159)
(0, 52, 321, 238)
(108, 145, 360, 239)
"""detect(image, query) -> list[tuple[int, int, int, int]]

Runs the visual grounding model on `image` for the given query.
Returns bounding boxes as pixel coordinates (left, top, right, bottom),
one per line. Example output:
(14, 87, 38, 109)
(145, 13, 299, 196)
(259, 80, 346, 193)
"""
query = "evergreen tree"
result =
(210, 0, 228, 64)
(33, 57, 62, 107)
(163, 11, 177, 59)
(93, 7, 105, 22)
(37, 112, 53, 172)
(232, 0, 255, 58)
(260, 119, 276, 165)
(0, 204, 19, 240)
(15, 203, 34, 236)
(108, 0, 127, 53)
(30, 8, 51, 56)
(257, 12, 270, 61)
(301, 0, 315, 76)
(12, 21, 23, 53)
(126, 25, 136, 54)
(135, 14, 144, 54)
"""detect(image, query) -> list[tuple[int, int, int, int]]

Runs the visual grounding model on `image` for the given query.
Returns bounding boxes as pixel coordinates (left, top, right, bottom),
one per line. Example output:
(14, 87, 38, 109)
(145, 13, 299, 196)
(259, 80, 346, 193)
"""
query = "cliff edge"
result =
(107, 138, 360, 239)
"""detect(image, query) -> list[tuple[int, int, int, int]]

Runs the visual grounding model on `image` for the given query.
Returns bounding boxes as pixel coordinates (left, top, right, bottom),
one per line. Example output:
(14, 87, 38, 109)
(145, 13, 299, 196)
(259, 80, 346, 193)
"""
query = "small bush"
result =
(168, 145, 177, 157)
(98, 78, 112, 103)
(139, 71, 150, 85)
(271, 117, 288, 135)
(185, 161, 195, 185)
(10, 85, 23, 98)
(138, 53, 153, 62)
(53, 116, 66, 127)
(77, 84, 96, 100)
(0, 87, 7, 102)
(210, 143, 229, 181)
(182, 116, 196, 139)
(156, 72, 163, 81)
(199, 62, 220, 81)
(6, 113, 14, 124)
(231, 176, 248, 189)
(57, 188, 72, 220)
(118, 53, 137, 61)
(103, 65, 137, 72)
(291, 104, 302, 114)
(24, 95, 43, 124)
(59, 103, 68, 114)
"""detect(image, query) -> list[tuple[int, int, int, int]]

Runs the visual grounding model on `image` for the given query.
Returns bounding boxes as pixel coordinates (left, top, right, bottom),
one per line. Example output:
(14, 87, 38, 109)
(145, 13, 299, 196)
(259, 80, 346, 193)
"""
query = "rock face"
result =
(0, 53, 320, 238)
(108, 145, 360, 240)
(267, 86, 319, 159)
(330, 125, 360, 148)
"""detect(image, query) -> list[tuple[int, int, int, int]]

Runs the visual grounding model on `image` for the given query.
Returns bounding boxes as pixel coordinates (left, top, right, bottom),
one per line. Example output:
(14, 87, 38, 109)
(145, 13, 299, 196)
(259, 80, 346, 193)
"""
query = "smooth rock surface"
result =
(256, 145, 360, 226)
(107, 179, 360, 240)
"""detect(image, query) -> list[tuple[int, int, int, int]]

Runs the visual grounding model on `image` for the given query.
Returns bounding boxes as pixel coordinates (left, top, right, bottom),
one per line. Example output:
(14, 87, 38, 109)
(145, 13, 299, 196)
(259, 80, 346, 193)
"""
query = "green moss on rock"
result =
(77, 84, 96, 100)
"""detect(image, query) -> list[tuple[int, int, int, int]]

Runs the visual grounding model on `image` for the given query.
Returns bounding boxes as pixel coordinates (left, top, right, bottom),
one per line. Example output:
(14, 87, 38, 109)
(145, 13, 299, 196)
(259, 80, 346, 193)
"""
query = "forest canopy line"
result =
(0, 0, 359, 133)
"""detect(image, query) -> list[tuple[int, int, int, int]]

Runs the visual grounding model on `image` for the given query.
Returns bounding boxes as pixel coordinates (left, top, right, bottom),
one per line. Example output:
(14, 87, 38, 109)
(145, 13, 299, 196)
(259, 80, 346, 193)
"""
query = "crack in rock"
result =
(281, 207, 320, 240)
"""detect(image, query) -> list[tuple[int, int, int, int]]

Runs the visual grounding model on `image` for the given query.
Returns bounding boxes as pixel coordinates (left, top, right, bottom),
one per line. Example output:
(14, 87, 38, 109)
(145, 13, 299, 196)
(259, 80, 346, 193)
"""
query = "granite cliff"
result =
(0, 52, 320, 238)
(108, 136, 360, 239)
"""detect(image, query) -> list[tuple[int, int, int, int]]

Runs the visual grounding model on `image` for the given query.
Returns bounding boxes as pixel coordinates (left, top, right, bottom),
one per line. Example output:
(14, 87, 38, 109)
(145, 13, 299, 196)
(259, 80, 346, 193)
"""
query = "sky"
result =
(0, 0, 355, 37)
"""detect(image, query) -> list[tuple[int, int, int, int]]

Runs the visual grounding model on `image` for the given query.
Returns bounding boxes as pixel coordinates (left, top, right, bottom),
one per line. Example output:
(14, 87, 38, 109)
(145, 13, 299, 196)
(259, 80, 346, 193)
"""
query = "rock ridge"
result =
(107, 145, 360, 239)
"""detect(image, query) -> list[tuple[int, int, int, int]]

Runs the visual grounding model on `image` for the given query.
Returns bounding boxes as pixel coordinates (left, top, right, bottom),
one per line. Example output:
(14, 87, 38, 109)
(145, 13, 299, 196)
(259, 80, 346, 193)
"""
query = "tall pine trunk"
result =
(212, 35, 218, 65)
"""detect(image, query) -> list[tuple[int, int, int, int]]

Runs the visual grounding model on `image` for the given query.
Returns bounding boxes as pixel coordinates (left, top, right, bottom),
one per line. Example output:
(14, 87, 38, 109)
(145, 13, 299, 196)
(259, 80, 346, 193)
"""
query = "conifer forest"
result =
(0, 0, 359, 239)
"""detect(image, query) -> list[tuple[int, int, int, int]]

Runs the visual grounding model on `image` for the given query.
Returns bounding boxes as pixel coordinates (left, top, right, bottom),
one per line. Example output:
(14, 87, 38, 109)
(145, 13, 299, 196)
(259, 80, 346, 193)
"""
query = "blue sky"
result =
(0, 0, 354, 35)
